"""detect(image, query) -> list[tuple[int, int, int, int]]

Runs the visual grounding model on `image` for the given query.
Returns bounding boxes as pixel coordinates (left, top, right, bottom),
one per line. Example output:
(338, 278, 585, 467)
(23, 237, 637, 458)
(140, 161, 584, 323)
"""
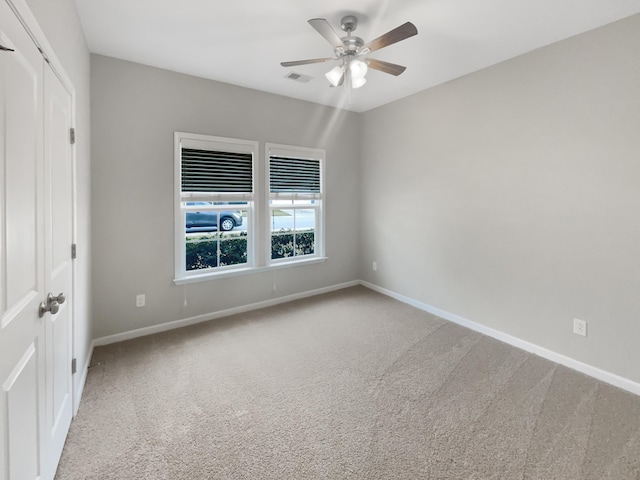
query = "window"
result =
(174, 134, 325, 283)
(175, 133, 257, 279)
(267, 144, 324, 263)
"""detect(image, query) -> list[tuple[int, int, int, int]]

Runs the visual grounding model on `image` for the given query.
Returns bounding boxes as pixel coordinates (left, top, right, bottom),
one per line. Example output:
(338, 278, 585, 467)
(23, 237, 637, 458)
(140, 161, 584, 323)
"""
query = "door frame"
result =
(5, 0, 79, 414)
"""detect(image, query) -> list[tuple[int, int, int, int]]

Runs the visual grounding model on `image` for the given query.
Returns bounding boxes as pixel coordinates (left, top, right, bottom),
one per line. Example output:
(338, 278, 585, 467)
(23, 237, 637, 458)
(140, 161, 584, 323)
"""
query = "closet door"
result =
(41, 64, 74, 480)
(0, 1, 46, 479)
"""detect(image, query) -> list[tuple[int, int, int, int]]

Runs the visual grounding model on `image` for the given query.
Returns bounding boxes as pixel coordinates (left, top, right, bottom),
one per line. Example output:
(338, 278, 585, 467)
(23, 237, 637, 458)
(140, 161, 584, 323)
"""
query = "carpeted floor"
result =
(56, 286, 640, 479)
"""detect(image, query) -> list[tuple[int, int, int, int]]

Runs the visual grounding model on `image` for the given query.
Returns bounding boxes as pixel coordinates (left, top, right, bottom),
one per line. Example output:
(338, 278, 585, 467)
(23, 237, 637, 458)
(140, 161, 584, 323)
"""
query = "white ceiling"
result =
(74, 0, 640, 113)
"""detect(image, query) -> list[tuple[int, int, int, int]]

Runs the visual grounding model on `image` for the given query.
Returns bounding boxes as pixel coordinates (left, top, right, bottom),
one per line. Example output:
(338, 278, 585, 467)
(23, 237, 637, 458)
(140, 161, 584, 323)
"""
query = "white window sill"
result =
(173, 256, 327, 285)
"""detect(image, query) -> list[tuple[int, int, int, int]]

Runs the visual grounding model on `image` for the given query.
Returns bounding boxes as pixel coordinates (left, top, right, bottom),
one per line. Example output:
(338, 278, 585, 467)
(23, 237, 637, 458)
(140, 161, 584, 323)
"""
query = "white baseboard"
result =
(93, 280, 360, 347)
(88, 278, 640, 397)
(360, 281, 640, 397)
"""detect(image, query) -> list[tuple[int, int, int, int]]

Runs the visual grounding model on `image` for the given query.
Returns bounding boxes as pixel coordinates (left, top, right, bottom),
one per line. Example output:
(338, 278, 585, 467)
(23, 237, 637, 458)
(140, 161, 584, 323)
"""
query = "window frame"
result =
(174, 132, 258, 281)
(266, 143, 325, 265)
(173, 134, 326, 284)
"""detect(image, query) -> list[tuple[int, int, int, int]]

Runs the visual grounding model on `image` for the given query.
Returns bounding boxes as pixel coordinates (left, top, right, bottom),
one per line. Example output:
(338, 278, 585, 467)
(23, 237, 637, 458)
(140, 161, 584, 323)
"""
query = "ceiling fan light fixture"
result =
(325, 65, 344, 87)
(349, 59, 368, 80)
(351, 76, 367, 89)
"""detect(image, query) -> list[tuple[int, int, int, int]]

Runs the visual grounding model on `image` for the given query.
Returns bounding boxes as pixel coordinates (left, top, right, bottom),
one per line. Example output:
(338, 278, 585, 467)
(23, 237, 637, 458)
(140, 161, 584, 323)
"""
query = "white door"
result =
(1, 4, 74, 480)
(41, 64, 74, 480)
(0, 2, 46, 479)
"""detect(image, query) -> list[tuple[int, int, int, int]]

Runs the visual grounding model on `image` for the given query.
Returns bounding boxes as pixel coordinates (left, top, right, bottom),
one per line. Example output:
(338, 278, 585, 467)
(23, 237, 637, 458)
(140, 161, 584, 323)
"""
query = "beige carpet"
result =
(56, 286, 640, 479)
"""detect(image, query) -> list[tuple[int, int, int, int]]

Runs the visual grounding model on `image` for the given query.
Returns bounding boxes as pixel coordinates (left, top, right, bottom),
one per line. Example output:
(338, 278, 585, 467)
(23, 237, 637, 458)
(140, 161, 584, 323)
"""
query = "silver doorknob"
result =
(47, 292, 66, 305)
(49, 301, 60, 315)
(39, 292, 65, 318)
(39, 300, 60, 317)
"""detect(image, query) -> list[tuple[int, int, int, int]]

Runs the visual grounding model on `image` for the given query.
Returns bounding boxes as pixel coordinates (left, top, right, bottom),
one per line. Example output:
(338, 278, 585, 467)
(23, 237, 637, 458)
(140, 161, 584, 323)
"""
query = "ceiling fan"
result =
(281, 15, 418, 90)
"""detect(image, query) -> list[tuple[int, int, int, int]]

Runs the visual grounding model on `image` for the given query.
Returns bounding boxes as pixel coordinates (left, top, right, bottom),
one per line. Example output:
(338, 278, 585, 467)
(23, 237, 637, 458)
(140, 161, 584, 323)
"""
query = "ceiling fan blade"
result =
(308, 18, 344, 49)
(364, 22, 418, 53)
(366, 58, 407, 76)
(281, 58, 333, 67)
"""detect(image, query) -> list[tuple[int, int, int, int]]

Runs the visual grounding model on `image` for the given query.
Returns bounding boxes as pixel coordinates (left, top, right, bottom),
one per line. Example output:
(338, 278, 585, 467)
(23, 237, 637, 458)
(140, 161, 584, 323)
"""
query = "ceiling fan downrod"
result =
(339, 15, 365, 56)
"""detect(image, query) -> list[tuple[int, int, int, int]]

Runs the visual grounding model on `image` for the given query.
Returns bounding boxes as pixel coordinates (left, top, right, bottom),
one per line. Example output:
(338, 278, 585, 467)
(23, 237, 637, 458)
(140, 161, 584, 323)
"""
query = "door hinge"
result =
(70, 127, 76, 145)
(37, 46, 50, 63)
(71, 243, 77, 259)
(71, 358, 77, 375)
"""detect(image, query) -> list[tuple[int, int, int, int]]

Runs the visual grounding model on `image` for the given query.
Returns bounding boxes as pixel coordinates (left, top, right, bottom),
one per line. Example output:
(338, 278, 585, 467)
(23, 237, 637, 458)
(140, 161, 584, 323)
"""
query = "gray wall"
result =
(360, 15, 640, 383)
(91, 14, 640, 385)
(91, 55, 361, 338)
(25, 0, 92, 402)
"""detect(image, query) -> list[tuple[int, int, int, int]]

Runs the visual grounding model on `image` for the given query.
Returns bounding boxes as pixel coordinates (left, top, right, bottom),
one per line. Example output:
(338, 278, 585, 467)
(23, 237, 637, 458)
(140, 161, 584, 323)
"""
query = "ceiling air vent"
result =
(285, 72, 312, 83)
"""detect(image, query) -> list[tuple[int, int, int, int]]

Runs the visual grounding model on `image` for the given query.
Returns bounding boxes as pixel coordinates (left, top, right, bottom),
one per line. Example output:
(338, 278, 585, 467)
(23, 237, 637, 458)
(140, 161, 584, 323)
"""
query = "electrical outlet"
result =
(573, 318, 587, 337)
(136, 294, 145, 308)
(372, 262, 377, 271)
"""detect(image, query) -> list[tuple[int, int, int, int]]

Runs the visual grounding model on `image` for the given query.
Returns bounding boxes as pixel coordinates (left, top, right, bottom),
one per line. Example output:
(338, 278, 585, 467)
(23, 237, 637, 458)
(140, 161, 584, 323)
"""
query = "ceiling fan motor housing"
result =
(341, 15, 358, 32)
(341, 35, 364, 54)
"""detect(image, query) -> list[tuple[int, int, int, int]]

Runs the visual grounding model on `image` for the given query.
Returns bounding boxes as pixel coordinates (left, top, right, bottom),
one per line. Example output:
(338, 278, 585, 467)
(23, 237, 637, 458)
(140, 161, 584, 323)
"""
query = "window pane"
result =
(271, 208, 315, 260)
(185, 207, 247, 234)
(271, 231, 294, 260)
(186, 236, 218, 271)
(271, 230, 315, 259)
(270, 208, 315, 231)
(296, 231, 315, 256)
(185, 232, 248, 271)
(219, 235, 248, 267)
